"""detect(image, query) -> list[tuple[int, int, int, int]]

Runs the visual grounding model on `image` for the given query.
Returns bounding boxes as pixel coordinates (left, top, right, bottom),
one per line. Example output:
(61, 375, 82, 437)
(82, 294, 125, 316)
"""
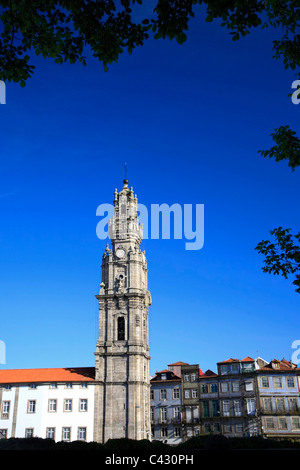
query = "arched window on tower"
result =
(117, 317, 125, 341)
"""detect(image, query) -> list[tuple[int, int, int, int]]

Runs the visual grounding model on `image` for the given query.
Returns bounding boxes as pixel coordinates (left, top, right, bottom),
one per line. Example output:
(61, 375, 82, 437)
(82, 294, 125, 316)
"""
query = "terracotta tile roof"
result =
(217, 357, 255, 365)
(242, 356, 255, 362)
(0, 367, 95, 384)
(259, 359, 297, 372)
(150, 370, 181, 383)
(217, 358, 239, 364)
(200, 369, 218, 378)
(168, 361, 189, 366)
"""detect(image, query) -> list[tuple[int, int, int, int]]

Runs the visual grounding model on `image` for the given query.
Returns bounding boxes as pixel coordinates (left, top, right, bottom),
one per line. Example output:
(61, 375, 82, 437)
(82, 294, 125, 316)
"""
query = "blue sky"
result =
(0, 6, 299, 376)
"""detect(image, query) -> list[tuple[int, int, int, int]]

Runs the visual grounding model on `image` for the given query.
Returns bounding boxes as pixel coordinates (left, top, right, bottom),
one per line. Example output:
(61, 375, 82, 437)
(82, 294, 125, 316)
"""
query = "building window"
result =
(65, 383, 73, 389)
(174, 427, 181, 437)
(62, 427, 71, 441)
(261, 376, 269, 388)
(242, 363, 254, 373)
(222, 400, 230, 417)
(265, 417, 275, 429)
(289, 397, 298, 411)
(150, 389, 154, 400)
(291, 417, 300, 430)
(213, 423, 220, 433)
(173, 388, 180, 399)
(49, 383, 57, 389)
(278, 417, 288, 430)
(46, 428, 56, 440)
(236, 423, 243, 433)
(202, 401, 209, 418)
(150, 407, 155, 422)
(79, 399, 88, 412)
(27, 400, 36, 414)
(204, 423, 211, 433)
(232, 381, 240, 392)
(246, 398, 255, 416)
(1, 401, 10, 419)
(160, 407, 167, 423)
(80, 383, 88, 389)
(184, 374, 190, 382)
(224, 424, 231, 433)
(185, 390, 190, 399)
(192, 389, 198, 398)
(220, 382, 229, 393)
(273, 377, 282, 389)
(161, 373, 167, 381)
(276, 397, 285, 412)
(25, 428, 34, 438)
(212, 400, 219, 417)
(201, 384, 208, 393)
(29, 384, 37, 390)
(192, 406, 198, 421)
(245, 381, 253, 391)
(230, 364, 239, 374)
(287, 376, 295, 388)
(160, 389, 167, 400)
(64, 399, 72, 412)
(173, 406, 181, 420)
(211, 383, 218, 393)
(48, 399, 57, 412)
(161, 427, 168, 438)
(78, 427, 87, 441)
(233, 400, 242, 416)
(117, 317, 125, 341)
(4, 385, 11, 390)
(263, 397, 272, 412)
(191, 373, 197, 382)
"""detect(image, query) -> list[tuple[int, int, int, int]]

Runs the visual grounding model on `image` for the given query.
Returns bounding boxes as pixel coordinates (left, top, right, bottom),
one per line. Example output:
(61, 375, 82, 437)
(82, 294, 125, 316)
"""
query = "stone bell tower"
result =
(94, 179, 152, 443)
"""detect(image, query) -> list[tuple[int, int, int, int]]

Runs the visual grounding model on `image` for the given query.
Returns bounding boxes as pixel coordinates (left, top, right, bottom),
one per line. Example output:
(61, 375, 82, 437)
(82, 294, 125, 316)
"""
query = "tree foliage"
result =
(258, 125, 300, 171)
(0, 0, 299, 85)
(255, 228, 300, 293)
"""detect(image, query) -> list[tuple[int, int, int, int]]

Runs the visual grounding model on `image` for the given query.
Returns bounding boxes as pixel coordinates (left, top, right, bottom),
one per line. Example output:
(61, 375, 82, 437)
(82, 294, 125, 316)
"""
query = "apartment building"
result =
(199, 369, 220, 434)
(181, 364, 201, 440)
(216, 357, 264, 437)
(257, 359, 300, 439)
(150, 369, 183, 444)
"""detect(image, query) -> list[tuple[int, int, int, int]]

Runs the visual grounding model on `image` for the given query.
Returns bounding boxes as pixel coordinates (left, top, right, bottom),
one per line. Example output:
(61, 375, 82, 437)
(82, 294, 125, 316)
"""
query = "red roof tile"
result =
(217, 358, 239, 364)
(0, 367, 95, 384)
(200, 369, 218, 378)
(150, 370, 181, 382)
(241, 357, 255, 362)
(259, 359, 297, 372)
(168, 361, 189, 366)
(217, 357, 255, 365)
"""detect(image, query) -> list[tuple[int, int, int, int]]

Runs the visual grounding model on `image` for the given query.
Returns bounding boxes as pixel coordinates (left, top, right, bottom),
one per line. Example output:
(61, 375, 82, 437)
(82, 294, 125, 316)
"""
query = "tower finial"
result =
(123, 162, 129, 187)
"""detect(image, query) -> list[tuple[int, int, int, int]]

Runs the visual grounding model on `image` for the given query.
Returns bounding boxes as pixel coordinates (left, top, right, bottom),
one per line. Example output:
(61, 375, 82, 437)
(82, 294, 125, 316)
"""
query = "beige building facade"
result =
(94, 179, 152, 443)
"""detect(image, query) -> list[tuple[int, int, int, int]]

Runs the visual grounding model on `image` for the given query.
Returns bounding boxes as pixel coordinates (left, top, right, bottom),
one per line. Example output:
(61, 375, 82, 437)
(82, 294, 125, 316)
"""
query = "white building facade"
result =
(0, 368, 95, 442)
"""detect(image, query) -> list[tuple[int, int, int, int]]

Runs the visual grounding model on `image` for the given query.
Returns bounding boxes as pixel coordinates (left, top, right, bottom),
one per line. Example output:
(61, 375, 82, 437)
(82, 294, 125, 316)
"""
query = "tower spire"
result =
(124, 162, 128, 183)
(94, 181, 151, 443)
